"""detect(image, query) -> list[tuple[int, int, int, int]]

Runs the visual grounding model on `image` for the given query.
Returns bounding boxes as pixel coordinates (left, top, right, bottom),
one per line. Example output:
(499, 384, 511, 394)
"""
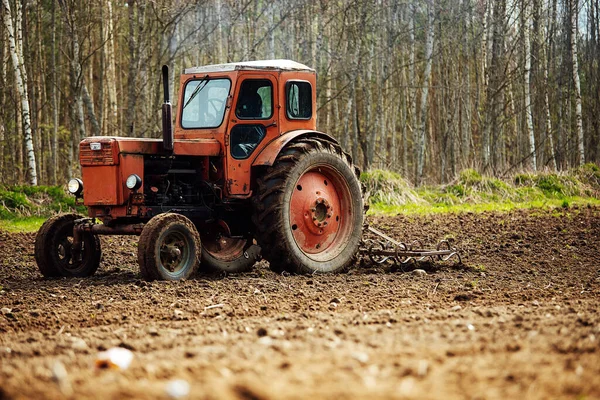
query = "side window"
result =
(235, 80, 273, 119)
(286, 81, 312, 120)
(230, 125, 266, 159)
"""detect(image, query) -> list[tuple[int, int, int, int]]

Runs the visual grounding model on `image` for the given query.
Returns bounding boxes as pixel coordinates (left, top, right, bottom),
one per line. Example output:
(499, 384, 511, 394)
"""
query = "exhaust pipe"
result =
(162, 65, 174, 152)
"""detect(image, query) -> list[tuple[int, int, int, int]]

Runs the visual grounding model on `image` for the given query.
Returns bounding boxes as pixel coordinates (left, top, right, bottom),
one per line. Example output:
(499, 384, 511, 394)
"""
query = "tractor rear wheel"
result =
(200, 220, 261, 273)
(34, 213, 101, 278)
(253, 137, 363, 274)
(138, 213, 201, 281)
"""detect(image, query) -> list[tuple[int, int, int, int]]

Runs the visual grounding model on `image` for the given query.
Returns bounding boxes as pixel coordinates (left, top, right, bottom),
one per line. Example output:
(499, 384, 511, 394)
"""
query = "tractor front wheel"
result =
(253, 137, 363, 274)
(34, 213, 101, 278)
(138, 213, 201, 281)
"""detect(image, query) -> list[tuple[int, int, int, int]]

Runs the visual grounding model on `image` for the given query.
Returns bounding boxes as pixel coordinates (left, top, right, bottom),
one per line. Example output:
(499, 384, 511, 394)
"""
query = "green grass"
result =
(0, 217, 47, 232)
(2, 164, 600, 232)
(368, 196, 600, 215)
(362, 164, 600, 216)
(0, 185, 83, 232)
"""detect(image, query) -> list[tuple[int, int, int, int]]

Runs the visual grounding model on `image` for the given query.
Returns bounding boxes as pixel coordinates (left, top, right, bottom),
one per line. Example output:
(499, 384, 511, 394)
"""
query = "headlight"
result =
(126, 174, 142, 190)
(67, 178, 83, 196)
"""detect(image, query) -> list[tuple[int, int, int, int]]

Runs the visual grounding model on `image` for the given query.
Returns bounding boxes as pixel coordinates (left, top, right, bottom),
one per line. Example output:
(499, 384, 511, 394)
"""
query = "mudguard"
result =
(252, 129, 340, 167)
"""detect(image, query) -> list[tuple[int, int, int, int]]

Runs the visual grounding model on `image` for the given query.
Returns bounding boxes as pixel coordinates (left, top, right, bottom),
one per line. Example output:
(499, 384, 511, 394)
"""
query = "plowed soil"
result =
(1, 207, 599, 399)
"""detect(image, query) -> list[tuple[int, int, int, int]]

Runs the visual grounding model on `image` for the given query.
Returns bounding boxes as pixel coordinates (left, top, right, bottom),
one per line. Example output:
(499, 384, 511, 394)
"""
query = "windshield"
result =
(181, 78, 231, 129)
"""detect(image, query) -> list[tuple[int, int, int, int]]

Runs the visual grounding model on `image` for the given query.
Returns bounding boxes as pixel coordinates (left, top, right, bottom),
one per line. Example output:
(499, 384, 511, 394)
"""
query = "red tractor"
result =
(34, 60, 364, 280)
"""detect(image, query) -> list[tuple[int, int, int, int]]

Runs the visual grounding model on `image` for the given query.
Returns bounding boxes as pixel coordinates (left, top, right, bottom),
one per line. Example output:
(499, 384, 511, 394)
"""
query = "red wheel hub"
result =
(290, 169, 347, 255)
(203, 220, 246, 262)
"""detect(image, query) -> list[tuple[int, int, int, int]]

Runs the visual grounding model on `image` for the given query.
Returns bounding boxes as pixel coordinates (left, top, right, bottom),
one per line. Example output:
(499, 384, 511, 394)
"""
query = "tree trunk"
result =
(542, 7, 557, 170)
(522, 0, 537, 171)
(416, 0, 434, 185)
(105, 0, 118, 134)
(51, 0, 58, 184)
(409, 4, 417, 180)
(570, 0, 585, 165)
(2, 0, 37, 185)
(483, 0, 506, 173)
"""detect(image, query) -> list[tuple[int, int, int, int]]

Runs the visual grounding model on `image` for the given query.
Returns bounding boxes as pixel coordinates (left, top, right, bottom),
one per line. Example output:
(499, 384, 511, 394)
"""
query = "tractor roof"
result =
(183, 59, 314, 74)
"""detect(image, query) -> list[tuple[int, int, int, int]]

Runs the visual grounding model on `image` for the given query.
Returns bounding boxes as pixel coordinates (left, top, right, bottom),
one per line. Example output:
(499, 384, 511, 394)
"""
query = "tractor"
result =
(34, 60, 364, 280)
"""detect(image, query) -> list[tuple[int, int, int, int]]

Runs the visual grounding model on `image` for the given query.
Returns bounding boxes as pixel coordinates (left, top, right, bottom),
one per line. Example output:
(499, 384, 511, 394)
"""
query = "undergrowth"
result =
(362, 163, 600, 215)
(1, 164, 600, 231)
(0, 185, 83, 221)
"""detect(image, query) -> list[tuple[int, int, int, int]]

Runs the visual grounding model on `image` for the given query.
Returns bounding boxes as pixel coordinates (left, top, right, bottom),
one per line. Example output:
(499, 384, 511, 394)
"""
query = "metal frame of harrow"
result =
(359, 226, 462, 266)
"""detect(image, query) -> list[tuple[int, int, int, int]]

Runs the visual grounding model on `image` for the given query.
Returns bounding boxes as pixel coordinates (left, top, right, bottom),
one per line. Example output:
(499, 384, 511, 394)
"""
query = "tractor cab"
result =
(175, 60, 317, 197)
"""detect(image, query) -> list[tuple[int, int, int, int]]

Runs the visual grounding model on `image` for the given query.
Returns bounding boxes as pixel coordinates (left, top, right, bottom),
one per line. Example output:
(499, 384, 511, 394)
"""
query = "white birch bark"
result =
(2, 0, 37, 185)
(542, 12, 557, 170)
(522, 0, 537, 171)
(570, 0, 585, 165)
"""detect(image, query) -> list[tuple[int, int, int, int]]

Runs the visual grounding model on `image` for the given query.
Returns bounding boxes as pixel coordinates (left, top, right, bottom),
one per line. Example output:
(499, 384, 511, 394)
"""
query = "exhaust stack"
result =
(162, 65, 174, 152)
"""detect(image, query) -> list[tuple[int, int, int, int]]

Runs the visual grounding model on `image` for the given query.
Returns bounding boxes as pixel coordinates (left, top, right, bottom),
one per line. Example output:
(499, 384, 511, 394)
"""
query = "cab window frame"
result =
(180, 77, 232, 130)
(285, 80, 312, 120)
(235, 79, 274, 120)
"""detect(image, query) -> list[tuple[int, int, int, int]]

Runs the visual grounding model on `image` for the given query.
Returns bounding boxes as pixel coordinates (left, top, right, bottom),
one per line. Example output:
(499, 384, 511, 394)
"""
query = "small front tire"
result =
(34, 213, 101, 278)
(138, 213, 201, 281)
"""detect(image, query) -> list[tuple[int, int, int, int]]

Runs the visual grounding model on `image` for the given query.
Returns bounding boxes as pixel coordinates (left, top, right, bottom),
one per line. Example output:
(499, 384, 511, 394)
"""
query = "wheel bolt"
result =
(327, 214, 332, 218)
(311, 208, 316, 212)
(313, 216, 317, 220)
(323, 222, 328, 226)
(318, 222, 322, 227)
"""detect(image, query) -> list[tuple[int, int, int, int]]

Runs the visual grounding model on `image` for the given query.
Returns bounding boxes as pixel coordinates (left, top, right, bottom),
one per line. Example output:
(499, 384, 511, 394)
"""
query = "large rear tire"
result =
(253, 137, 363, 274)
(199, 220, 261, 273)
(34, 213, 101, 278)
(138, 213, 201, 281)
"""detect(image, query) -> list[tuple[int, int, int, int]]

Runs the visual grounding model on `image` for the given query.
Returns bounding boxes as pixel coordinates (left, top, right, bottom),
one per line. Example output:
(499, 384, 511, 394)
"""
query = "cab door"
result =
(225, 73, 279, 197)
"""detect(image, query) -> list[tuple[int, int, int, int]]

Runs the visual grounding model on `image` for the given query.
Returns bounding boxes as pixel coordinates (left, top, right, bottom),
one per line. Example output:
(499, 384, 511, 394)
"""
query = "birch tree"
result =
(570, 0, 585, 165)
(2, 0, 37, 185)
(522, 0, 537, 171)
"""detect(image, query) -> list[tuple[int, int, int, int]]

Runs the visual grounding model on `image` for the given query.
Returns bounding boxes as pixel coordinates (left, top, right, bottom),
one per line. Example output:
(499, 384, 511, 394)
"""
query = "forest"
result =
(1, 0, 599, 186)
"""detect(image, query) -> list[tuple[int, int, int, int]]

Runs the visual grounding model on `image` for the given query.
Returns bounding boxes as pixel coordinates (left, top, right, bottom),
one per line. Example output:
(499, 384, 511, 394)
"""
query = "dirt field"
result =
(1, 207, 599, 399)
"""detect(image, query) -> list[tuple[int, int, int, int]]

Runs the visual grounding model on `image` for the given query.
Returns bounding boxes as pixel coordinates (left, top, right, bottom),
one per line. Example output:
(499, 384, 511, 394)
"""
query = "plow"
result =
(359, 225, 461, 267)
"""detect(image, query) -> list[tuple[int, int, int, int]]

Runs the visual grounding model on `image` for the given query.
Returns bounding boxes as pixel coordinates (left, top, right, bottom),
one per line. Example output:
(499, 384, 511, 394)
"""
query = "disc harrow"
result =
(359, 225, 462, 266)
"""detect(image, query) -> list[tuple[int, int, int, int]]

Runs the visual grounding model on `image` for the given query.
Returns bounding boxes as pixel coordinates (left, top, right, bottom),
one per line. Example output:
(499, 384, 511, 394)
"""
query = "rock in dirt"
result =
(51, 361, 72, 396)
(412, 269, 427, 276)
(69, 337, 89, 351)
(257, 327, 268, 337)
(165, 379, 190, 399)
(95, 347, 134, 370)
(351, 351, 370, 364)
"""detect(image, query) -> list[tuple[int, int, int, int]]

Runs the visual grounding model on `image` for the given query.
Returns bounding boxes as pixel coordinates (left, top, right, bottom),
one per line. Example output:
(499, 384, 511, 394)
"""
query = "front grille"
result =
(80, 142, 117, 165)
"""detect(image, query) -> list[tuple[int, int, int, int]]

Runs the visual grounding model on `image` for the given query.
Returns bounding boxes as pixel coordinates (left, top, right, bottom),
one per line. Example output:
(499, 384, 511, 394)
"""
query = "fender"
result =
(252, 129, 340, 167)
